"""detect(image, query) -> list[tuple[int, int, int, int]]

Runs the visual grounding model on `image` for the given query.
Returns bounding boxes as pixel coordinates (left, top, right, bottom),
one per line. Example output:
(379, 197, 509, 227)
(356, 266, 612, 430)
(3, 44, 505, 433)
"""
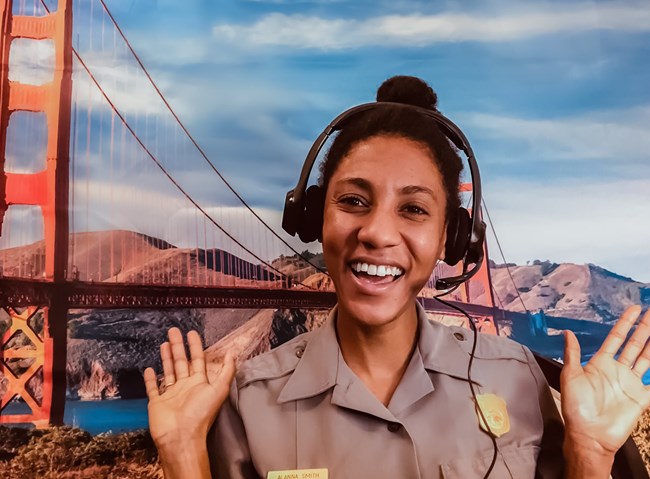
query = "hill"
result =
(489, 260, 650, 323)
(2, 231, 649, 402)
(0, 230, 283, 285)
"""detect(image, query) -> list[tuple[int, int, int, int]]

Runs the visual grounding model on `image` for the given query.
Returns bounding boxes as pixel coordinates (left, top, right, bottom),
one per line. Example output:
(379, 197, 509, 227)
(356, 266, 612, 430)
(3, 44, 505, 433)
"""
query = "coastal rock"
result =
(77, 361, 119, 400)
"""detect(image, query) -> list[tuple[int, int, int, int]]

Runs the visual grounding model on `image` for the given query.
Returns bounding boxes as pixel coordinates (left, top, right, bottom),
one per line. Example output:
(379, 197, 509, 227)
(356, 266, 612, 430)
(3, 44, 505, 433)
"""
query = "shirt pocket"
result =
(441, 444, 540, 479)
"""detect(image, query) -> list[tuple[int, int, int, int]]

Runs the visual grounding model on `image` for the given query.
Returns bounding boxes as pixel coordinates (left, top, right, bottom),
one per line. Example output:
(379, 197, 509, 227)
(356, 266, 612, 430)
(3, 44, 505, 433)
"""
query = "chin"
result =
(336, 290, 418, 329)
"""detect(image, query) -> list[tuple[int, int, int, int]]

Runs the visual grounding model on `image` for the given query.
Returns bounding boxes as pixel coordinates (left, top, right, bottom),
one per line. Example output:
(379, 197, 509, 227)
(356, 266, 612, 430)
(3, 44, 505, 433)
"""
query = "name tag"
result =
(267, 469, 328, 479)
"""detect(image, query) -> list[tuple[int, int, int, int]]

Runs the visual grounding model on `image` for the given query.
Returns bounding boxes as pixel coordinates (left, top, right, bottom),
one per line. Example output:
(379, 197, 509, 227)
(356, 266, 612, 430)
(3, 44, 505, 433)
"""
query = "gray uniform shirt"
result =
(208, 303, 565, 478)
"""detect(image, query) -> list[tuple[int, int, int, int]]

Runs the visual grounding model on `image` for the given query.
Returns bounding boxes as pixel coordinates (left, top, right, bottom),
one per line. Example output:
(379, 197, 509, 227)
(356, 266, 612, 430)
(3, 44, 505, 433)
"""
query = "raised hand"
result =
(144, 328, 236, 451)
(561, 305, 650, 461)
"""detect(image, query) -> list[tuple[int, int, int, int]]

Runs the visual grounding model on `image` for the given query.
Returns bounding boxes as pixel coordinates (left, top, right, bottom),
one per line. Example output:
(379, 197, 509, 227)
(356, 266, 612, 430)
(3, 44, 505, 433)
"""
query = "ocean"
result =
(3, 398, 150, 435)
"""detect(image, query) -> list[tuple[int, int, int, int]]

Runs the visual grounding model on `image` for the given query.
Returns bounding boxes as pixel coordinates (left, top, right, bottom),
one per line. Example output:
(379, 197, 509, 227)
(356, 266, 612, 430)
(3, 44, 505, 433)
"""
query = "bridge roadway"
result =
(0, 277, 506, 315)
(0, 277, 612, 342)
(0, 277, 616, 338)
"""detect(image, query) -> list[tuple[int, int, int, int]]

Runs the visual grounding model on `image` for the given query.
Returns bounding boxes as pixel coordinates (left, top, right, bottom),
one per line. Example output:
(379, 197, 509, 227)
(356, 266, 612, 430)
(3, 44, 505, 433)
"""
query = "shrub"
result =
(0, 426, 160, 479)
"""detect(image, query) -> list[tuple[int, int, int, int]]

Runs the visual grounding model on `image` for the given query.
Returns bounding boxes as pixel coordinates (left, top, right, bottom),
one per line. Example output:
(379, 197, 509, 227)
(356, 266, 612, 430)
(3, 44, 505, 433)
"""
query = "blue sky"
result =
(5, 0, 649, 282)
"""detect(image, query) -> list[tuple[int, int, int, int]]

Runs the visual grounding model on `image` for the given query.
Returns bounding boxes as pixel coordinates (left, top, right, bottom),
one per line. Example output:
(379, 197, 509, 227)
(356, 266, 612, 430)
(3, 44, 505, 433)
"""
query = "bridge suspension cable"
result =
(68, 43, 314, 289)
(481, 198, 529, 314)
(92, 0, 327, 276)
(29, 0, 323, 289)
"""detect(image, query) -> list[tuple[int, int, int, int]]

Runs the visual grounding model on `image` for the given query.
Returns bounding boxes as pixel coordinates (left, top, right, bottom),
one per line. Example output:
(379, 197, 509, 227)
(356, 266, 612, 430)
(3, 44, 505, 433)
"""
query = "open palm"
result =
(144, 328, 236, 448)
(561, 306, 650, 454)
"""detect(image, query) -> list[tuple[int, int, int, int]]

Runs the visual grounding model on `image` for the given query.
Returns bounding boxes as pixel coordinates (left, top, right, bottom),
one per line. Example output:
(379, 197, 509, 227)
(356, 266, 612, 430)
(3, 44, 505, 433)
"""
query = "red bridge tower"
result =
(0, 0, 72, 426)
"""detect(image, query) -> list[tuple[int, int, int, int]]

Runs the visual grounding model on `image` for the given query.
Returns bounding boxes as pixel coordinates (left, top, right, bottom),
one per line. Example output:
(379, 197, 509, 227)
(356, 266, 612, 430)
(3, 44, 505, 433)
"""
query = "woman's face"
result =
(322, 135, 448, 328)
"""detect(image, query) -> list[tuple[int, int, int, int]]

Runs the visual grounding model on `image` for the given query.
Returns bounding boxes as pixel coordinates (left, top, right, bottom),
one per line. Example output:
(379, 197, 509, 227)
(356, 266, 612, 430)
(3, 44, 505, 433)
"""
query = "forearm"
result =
(563, 437, 615, 479)
(157, 438, 213, 479)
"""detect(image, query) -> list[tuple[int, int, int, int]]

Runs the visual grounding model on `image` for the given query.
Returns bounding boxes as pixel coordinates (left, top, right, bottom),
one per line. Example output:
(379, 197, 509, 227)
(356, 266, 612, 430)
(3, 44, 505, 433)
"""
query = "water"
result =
(65, 398, 149, 435)
(4, 359, 650, 434)
(3, 398, 150, 435)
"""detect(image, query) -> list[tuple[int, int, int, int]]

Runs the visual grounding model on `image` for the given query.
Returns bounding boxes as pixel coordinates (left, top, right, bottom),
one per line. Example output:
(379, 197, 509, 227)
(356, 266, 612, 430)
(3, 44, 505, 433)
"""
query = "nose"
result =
(357, 205, 401, 249)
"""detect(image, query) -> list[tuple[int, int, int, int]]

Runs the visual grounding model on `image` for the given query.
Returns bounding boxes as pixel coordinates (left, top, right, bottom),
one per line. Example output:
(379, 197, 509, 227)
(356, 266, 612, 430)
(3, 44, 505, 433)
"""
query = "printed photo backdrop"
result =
(0, 0, 649, 477)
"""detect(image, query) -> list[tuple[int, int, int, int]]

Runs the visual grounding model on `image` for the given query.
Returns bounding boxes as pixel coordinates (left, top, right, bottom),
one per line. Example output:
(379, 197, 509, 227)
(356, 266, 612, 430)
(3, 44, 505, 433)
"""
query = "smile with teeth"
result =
(351, 262, 404, 278)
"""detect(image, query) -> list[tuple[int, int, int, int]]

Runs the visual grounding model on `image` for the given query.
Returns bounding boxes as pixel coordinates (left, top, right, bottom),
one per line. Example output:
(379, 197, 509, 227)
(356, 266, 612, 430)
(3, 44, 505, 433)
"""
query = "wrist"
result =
(157, 437, 211, 479)
(156, 432, 206, 456)
(563, 434, 615, 479)
(153, 421, 210, 449)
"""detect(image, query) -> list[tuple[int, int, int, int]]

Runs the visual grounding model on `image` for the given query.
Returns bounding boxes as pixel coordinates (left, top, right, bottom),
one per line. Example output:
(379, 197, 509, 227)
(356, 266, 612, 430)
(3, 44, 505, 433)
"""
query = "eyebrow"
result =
(335, 178, 440, 201)
(336, 177, 372, 191)
(400, 185, 439, 201)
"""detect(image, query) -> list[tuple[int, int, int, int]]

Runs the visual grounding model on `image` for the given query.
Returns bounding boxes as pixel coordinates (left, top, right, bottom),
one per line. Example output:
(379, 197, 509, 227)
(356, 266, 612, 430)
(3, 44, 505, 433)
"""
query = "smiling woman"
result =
(144, 76, 650, 479)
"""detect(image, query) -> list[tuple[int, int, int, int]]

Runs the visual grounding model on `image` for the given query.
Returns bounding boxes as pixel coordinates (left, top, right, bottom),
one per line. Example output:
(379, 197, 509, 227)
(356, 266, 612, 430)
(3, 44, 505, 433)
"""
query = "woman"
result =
(144, 76, 650, 478)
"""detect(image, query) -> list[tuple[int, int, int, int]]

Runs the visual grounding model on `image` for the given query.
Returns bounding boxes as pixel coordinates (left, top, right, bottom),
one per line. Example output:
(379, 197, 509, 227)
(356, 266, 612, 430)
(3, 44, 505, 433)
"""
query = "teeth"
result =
(352, 262, 403, 277)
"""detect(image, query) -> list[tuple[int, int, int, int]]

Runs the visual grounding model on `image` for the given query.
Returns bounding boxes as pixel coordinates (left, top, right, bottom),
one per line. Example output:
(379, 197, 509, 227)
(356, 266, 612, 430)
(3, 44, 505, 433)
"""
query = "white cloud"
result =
(212, 4, 650, 50)
(72, 51, 169, 117)
(6, 38, 168, 118)
(462, 105, 650, 164)
(484, 178, 650, 283)
(9, 39, 55, 85)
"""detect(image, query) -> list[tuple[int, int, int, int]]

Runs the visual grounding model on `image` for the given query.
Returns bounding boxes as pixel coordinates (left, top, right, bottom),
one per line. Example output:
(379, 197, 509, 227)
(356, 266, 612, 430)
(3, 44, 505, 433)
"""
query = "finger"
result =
(160, 341, 176, 386)
(633, 345, 650, 377)
(619, 307, 650, 367)
(187, 330, 206, 376)
(143, 367, 159, 399)
(168, 327, 190, 380)
(633, 314, 650, 376)
(597, 305, 642, 357)
(561, 330, 583, 382)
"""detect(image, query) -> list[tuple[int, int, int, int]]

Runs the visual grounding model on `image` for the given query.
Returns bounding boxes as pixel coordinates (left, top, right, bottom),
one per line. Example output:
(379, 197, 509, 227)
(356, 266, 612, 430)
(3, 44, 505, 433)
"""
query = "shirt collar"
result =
(277, 306, 340, 404)
(277, 302, 481, 405)
(416, 301, 483, 386)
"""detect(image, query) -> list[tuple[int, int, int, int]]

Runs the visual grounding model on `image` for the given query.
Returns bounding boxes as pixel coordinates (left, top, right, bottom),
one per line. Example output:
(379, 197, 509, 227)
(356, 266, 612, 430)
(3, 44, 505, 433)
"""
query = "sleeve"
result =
(522, 346, 566, 479)
(207, 380, 260, 479)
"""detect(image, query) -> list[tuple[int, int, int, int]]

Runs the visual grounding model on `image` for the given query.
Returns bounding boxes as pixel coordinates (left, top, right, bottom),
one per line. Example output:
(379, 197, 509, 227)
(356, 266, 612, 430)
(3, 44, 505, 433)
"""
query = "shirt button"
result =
(387, 422, 401, 433)
(295, 347, 304, 358)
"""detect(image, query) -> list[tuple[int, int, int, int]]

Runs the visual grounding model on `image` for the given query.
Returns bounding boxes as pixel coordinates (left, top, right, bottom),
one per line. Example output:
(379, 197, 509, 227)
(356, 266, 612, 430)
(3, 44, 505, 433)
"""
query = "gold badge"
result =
(267, 469, 328, 479)
(476, 393, 510, 437)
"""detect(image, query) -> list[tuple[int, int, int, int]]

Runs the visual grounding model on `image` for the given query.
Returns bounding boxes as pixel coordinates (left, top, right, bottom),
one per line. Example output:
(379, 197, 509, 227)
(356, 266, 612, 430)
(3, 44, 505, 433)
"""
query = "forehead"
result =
(332, 135, 444, 188)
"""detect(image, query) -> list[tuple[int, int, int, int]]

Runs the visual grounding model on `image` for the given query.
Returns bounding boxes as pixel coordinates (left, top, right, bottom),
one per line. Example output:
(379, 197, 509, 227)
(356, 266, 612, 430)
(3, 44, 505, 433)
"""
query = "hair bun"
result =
(376, 75, 438, 111)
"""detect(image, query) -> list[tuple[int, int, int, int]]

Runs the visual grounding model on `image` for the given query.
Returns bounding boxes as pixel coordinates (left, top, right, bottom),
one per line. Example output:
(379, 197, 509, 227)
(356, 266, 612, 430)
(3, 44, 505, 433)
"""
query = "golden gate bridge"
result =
(0, 0, 503, 427)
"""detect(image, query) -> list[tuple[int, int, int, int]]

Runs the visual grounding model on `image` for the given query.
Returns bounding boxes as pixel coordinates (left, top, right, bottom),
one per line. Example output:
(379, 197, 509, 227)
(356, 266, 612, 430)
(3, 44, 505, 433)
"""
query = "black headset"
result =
(282, 101, 487, 291)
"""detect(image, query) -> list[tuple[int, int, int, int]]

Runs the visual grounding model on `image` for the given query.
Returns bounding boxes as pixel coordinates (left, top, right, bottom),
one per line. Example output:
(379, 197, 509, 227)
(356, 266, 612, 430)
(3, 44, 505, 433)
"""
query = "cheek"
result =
(321, 208, 347, 262)
(408, 224, 446, 268)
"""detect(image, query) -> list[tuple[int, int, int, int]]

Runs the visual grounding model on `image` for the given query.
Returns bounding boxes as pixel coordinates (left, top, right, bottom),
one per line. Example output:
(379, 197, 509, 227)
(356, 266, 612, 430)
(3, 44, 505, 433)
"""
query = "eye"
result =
(402, 204, 429, 216)
(337, 195, 366, 207)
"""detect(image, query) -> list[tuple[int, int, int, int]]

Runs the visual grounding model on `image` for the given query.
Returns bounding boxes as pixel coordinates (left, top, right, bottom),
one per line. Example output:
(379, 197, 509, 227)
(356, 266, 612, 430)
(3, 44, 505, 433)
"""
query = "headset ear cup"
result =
(444, 207, 471, 266)
(297, 185, 325, 243)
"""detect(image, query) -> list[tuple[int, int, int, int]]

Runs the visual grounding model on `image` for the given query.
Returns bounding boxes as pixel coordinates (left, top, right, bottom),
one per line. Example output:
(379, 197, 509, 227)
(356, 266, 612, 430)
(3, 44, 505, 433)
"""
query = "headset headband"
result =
(283, 101, 486, 291)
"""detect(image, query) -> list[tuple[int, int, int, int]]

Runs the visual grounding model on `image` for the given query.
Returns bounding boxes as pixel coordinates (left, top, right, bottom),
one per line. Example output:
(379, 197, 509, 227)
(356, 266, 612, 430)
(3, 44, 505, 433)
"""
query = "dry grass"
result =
(1, 409, 650, 477)
(0, 426, 162, 479)
(632, 409, 650, 475)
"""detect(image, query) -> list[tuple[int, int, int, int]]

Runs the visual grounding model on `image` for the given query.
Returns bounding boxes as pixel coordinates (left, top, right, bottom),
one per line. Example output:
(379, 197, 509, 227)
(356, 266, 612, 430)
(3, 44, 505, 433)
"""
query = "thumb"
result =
(219, 351, 237, 385)
(210, 351, 236, 400)
(206, 352, 237, 423)
(561, 330, 582, 382)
